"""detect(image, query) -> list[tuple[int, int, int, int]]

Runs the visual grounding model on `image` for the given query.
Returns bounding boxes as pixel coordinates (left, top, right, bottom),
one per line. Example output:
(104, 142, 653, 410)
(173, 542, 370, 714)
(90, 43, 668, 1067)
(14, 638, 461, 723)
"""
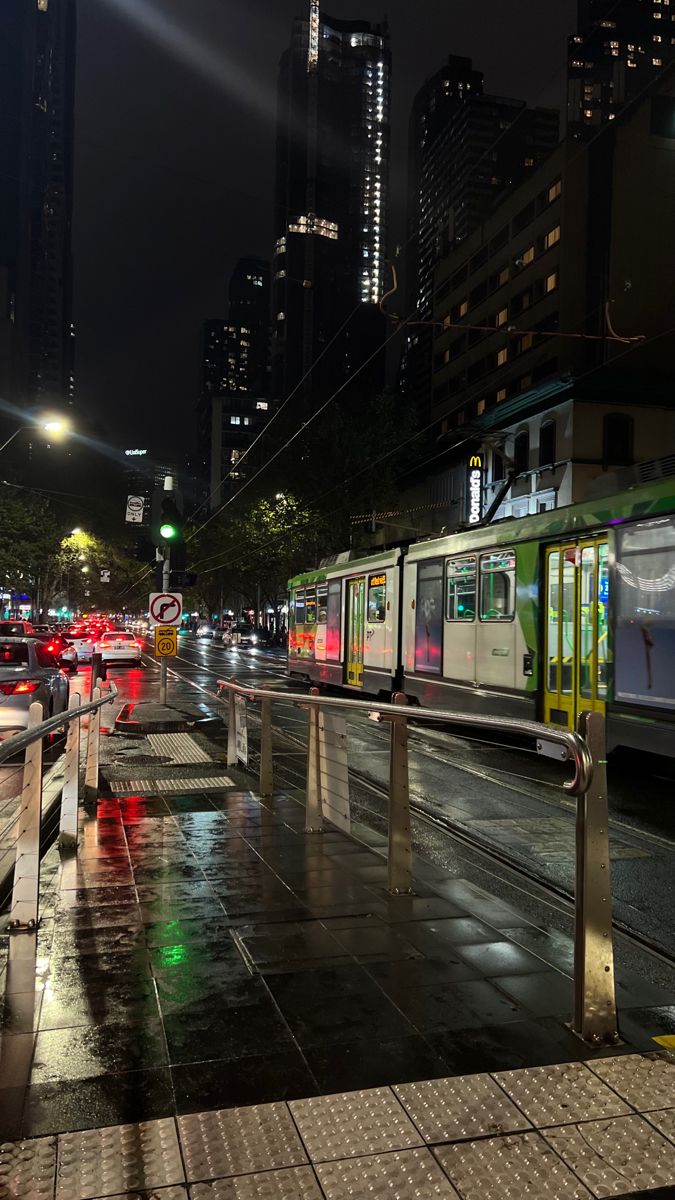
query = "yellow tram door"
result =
(544, 539, 609, 728)
(346, 576, 366, 687)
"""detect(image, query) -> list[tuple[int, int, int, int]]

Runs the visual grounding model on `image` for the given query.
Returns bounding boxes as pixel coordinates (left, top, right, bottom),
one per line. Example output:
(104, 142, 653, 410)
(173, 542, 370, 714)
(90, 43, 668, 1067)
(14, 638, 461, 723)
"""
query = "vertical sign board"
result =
(125, 495, 145, 524)
(467, 454, 483, 525)
(234, 695, 248, 766)
(318, 712, 350, 833)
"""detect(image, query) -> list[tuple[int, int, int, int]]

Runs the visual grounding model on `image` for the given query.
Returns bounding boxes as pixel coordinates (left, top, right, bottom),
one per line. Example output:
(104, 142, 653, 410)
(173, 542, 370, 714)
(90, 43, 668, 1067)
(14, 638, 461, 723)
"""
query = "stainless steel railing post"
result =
(573, 710, 619, 1044)
(305, 686, 323, 832)
(387, 692, 413, 894)
(9, 702, 44, 931)
(59, 691, 81, 850)
(227, 687, 237, 767)
(259, 697, 273, 798)
(84, 684, 102, 807)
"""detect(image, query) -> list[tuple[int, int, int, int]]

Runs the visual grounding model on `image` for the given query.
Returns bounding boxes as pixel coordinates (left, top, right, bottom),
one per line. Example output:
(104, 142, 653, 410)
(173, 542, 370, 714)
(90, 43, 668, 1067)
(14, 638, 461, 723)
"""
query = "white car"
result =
(96, 631, 142, 665)
(65, 628, 98, 663)
(0, 637, 69, 741)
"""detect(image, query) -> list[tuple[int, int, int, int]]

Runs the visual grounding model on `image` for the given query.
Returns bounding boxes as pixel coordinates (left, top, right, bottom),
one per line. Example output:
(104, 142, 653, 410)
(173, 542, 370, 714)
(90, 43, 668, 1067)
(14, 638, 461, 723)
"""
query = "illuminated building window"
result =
(584, 108, 593, 118)
(524, 157, 534, 167)
(275, 269, 286, 280)
(477, 399, 486, 415)
(230, 416, 241, 425)
(496, 307, 508, 328)
(499, 267, 509, 286)
(497, 387, 507, 402)
(288, 214, 338, 239)
(544, 225, 561, 249)
(545, 271, 558, 294)
(276, 312, 285, 321)
(519, 333, 533, 353)
(520, 246, 535, 266)
(274, 237, 286, 256)
(548, 180, 562, 202)
(654, 34, 663, 41)
(497, 347, 508, 366)
(256, 401, 268, 410)
(459, 299, 468, 317)
(653, 56, 663, 63)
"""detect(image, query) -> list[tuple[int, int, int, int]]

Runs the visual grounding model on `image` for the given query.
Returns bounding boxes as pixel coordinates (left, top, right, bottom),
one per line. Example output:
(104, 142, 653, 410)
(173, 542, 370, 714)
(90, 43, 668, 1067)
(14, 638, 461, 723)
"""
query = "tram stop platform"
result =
(2, 732, 675, 1198)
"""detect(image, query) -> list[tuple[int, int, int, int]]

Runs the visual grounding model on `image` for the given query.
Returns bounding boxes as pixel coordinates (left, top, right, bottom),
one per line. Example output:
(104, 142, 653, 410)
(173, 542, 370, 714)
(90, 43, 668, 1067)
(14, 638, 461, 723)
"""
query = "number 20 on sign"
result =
(155, 626, 178, 657)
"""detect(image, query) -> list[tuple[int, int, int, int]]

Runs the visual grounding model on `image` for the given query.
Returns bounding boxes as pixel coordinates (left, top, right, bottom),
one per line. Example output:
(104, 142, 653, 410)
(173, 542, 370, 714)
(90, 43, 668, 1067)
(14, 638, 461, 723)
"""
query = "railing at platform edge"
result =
(217, 676, 617, 1048)
(0, 678, 118, 933)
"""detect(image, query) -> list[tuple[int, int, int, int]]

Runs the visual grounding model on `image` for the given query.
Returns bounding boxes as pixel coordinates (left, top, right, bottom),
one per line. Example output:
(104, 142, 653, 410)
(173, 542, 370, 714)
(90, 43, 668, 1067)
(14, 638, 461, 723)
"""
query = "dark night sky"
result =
(73, 0, 577, 458)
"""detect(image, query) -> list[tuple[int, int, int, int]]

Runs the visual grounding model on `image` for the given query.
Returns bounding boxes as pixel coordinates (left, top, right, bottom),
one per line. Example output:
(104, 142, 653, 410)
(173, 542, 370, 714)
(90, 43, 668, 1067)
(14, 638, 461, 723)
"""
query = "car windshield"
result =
(0, 643, 29, 665)
(0, 623, 28, 636)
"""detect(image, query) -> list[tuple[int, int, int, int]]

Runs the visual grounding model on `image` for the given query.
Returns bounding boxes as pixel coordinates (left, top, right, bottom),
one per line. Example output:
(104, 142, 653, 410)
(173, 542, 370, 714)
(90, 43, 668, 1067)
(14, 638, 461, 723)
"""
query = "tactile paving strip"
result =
(0, 1136, 57, 1199)
(587, 1052, 675, 1111)
(89, 1190, 188, 1200)
(110, 776, 234, 794)
(644, 1106, 675, 1145)
(189, 1166, 324, 1198)
(56, 1119, 184, 1200)
(178, 1104, 307, 1181)
(434, 1131, 592, 1200)
(492, 1061, 630, 1127)
(395, 1074, 531, 1144)
(544, 1114, 675, 1197)
(148, 734, 211, 764)
(316, 1147, 460, 1198)
(289, 1088, 423, 1162)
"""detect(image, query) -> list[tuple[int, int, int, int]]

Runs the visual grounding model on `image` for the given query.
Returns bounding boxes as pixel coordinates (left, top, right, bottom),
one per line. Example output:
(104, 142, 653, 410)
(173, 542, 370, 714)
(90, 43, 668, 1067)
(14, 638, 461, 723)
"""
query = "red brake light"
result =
(100, 641, 112, 649)
(0, 680, 41, 695)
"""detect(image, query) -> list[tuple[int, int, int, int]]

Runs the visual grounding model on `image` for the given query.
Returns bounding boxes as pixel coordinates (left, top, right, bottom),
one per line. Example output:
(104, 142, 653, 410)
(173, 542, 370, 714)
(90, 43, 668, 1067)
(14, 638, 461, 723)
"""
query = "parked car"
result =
(95, 631, 142, 665)
(31, 632, 78, 673)
(0, 620, 35, 637)
(0, 638, 69, 740)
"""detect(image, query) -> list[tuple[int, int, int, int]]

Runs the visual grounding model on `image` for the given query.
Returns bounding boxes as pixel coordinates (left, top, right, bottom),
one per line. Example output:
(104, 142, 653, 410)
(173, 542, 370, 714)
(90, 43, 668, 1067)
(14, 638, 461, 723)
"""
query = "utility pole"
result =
(159, 475, 173, 706)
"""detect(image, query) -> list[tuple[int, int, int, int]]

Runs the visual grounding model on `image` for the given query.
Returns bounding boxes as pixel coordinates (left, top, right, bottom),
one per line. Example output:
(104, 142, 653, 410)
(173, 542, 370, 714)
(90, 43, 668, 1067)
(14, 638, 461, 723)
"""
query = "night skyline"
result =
(73, 0, 576, 456)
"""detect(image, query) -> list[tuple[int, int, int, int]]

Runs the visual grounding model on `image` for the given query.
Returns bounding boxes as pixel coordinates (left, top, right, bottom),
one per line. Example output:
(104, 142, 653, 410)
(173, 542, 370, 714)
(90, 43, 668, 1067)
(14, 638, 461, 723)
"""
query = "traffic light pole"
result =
(160, 545, 170, 706)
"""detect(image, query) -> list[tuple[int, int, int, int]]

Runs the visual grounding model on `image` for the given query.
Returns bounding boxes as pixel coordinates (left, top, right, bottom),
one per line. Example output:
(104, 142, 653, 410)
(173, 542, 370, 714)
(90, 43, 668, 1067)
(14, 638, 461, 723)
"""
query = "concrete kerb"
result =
(114, 701, 224, 735)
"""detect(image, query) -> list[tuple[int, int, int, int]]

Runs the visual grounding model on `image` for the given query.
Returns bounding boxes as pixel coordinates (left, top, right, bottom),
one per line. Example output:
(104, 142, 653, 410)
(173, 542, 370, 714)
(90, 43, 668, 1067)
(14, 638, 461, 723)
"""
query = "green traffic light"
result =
(160, 522, 178, 540)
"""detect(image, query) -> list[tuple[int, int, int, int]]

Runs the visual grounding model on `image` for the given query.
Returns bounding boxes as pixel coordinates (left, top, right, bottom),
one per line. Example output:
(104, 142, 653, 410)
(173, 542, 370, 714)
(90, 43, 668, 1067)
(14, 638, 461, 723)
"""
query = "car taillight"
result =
(100, 641, 112, 649)
(0, 680, 41, 696)
(129, 642, 139, 649)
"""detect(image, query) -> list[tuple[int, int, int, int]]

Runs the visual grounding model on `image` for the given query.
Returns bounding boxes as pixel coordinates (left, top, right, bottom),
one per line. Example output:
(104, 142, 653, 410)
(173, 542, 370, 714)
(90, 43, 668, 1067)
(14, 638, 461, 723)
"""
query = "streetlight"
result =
(0, 415, 71, 455)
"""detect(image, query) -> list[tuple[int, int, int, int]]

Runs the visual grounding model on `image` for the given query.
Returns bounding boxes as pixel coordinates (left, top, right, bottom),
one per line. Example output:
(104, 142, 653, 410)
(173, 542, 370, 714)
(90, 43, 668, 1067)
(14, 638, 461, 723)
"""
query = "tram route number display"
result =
(235, 695, 248, 765)
(155, 626, 178, 657)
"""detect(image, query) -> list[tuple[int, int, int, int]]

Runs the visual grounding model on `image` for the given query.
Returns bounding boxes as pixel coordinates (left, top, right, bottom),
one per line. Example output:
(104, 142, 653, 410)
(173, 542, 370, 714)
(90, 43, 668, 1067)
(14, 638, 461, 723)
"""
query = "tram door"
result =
(544, 538, 609, 728)
(346, 577, 366, 687)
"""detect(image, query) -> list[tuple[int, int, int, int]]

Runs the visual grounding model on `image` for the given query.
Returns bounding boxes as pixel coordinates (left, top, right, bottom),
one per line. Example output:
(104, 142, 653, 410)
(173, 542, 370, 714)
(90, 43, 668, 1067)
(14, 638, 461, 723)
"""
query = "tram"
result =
(288, 476, 675, 756)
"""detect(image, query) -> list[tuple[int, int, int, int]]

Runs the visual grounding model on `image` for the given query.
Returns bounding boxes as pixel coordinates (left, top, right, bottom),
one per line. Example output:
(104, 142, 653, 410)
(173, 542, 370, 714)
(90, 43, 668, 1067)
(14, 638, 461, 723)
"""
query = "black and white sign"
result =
(100, 569, 111, 584)
(234, 695, 248, 765)
(148, 592, 183, 626)
(125, 494, 145, 524)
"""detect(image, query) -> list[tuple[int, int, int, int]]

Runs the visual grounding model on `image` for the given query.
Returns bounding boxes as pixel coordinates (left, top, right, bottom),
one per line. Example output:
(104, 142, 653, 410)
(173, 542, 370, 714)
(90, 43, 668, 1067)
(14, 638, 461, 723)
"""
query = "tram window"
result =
(317, 584, 328, 624)
(446, 556, 476, 620)
(367, 573, 386, 623)
(305, 588, 317, 624)
(615, 517, 675, 709)
(295, 590, 306, 623)
(479, 551, 516, 621)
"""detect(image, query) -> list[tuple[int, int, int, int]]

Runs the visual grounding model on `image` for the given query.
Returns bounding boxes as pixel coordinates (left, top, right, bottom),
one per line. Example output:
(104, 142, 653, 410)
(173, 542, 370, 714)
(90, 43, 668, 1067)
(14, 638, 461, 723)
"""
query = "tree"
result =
(0, 486, 63, 616)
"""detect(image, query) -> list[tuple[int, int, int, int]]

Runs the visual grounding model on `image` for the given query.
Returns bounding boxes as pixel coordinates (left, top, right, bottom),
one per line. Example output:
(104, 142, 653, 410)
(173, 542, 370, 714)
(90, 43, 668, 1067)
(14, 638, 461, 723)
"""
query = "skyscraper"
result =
(404, 58, 558, 413)
(567, 0, 673, 134)
(197, 258, 272, 511)
(272, 3, 391, 404)
(0, 0, 76, 427)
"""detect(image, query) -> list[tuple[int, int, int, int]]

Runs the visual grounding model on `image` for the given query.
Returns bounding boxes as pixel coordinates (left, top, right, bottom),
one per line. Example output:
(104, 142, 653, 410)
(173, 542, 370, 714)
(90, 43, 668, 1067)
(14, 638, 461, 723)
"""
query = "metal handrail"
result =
(216, 678, 592, 796)
(0, 681, 118, 765)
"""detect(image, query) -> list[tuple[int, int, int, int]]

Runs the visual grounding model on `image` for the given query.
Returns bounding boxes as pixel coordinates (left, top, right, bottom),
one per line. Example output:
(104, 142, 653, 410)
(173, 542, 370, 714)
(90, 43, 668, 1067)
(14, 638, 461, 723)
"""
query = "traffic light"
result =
(159, 494, 183, 543)
(150, 487, 186, 571)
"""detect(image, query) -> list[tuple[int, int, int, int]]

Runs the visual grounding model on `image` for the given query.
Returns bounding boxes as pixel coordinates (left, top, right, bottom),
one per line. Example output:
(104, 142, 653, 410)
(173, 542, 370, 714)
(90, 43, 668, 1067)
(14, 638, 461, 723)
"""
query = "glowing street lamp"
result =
(0, 414, 72, 455)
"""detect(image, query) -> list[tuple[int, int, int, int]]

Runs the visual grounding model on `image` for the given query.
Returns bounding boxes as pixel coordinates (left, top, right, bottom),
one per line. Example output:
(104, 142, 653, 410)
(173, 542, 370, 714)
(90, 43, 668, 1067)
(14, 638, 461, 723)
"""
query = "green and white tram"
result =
(288, 477, 675, 756)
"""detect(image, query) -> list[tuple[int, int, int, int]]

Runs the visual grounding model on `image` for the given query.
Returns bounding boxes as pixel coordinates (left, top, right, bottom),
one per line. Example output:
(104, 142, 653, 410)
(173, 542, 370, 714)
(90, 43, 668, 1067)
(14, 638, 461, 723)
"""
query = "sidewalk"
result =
(1, 716, 675, 1197)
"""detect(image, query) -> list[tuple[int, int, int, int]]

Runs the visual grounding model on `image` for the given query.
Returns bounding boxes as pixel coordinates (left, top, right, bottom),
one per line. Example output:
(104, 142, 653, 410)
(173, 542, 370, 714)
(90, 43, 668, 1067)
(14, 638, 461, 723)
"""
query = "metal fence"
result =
(218, 677, 617, 1047)
(0, 678, 118, 932)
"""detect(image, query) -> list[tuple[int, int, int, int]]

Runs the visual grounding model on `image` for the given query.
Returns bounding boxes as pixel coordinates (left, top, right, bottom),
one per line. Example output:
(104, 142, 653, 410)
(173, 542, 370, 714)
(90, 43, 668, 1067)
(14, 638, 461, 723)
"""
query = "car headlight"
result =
(251, 635, 258, 644)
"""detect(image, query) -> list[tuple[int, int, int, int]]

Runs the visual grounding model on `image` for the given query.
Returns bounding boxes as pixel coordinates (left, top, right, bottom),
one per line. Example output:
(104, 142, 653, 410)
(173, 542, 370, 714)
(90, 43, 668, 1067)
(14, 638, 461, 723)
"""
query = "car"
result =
(31, 633, 78, 673)
(95, 631, 142, 665)
(66, 627, 98, 662)
(196, 624, 214, 639)
(227, 623, 267, 648)
(0, 620, 35, 637)
(0, 637, 69, 740)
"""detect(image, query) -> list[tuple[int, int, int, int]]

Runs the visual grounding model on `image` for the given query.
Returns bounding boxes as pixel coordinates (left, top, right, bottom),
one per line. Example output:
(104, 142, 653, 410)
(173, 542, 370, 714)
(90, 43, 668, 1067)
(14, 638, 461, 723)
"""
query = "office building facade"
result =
(272, 3, 391, 403)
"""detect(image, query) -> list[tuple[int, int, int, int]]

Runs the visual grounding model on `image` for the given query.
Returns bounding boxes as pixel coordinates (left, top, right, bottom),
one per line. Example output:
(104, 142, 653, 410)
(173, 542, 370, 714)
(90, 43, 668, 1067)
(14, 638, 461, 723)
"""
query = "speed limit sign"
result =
(155, 625, 178, 657)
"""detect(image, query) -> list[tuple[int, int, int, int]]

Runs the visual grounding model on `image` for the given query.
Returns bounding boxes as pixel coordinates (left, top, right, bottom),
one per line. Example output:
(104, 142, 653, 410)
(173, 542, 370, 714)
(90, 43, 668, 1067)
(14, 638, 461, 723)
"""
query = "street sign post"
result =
(125, 495, 145, 524)
(154, 626, 178, 657)
(148, 592, 183, 627)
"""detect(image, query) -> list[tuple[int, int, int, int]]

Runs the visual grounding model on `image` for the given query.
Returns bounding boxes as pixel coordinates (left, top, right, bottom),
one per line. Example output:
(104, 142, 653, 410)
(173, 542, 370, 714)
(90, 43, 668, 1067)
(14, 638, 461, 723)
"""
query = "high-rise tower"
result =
(272, 3, 391, 404)
(567, 0, 673, 134)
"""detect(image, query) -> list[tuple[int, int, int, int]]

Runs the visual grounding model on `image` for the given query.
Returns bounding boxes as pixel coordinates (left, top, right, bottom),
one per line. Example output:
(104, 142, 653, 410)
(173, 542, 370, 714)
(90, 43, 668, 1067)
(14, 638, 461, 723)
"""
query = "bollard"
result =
(387, 692, 413, 894)
(227, 687, 237, 767)
(89, 654, 104, 700)
(304, 687, 323, 832)
(84, 684, 102, 807)
(573, 710, 619, 1044)
(9, 702, 44, 931)
(259, 697, 273, 798)
(59, 692, 81, 850)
